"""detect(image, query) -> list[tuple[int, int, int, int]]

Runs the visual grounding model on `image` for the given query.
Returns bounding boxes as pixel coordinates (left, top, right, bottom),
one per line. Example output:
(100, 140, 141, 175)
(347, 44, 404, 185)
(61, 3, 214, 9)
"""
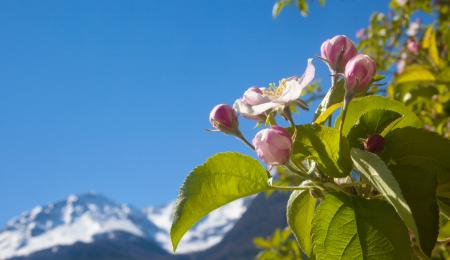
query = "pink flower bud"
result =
(407, 39, 420, 55)
(242, 87, 269, 106)
(321, 35, 357, 72)
(252, 126, 292, 165)
(209, 104, 238, 133)
(344, 54, 376, 93)
(363, 134, 385, 154)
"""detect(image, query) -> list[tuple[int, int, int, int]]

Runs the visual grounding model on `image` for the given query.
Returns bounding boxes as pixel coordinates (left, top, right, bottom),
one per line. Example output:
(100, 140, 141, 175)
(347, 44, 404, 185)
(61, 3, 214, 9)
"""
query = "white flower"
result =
(234, 59, 315, 117)
(395, 0, 407, 6)
(407, 19, 421, 37)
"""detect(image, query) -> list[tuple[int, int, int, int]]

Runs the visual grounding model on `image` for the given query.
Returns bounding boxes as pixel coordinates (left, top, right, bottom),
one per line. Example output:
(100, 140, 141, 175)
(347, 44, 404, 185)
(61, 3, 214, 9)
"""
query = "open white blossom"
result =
(234, 59, 315, 117)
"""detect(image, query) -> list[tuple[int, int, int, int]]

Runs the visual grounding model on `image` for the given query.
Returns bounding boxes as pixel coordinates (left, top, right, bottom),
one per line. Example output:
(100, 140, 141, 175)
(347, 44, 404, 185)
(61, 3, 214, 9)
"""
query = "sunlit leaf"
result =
(291, 125, 352, 177)
(286, 190, 316, 256)
(312, 193, 412, 259)
(170, 152, 270, 251)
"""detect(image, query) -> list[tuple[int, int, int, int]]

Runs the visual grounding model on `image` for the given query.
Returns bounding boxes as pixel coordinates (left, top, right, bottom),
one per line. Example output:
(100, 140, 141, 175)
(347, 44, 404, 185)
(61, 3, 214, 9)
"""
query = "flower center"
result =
(262, 79, 288, 99)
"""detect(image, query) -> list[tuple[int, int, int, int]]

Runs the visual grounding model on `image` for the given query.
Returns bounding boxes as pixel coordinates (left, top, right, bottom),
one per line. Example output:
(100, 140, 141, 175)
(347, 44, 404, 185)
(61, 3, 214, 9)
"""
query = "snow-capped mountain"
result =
(144, 197, 253, 254)
(0, 193, 253, 260)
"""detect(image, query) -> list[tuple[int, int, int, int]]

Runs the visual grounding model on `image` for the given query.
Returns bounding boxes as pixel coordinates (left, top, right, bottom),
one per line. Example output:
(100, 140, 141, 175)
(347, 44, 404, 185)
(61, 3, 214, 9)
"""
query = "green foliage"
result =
(172, 2, 450, 259)
(254, 227, 302, 260)
(286, 190, 316, 256)
(312, 193, 412, 259)
(381, 127, 445, 255)
(291, 124, 352, 178)
(395, 65, 436, 85)
(382, 127, 450, 197)
(170, 152, 270, 251)
(314, 79, 345, 121)
(350, 148, 424, 255)
(272, 0, 325, 17)
(347, 109, 402, 148)
(337, 95, 422, 136)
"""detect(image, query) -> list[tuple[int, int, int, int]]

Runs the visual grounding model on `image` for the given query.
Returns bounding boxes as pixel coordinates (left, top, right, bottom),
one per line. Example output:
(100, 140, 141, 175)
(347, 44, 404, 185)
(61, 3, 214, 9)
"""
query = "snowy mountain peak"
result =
(144, 196, 254, 254)
(0, 193, 254, 259)
(0, 193, 157, 260)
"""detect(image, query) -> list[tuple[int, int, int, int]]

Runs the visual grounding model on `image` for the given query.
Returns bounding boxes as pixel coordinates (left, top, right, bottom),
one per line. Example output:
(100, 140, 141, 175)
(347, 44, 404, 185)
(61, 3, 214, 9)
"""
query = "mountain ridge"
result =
(0, 192, 256, 260)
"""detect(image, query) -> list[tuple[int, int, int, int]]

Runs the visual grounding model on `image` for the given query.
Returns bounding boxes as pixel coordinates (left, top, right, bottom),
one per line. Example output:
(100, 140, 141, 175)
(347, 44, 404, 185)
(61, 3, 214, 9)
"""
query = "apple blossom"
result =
(235, 87, 270, 120)
(344, 54, 376, 93)
(320, 35, 357, 72)
(234, 59, 315, 117)
(209, 104, 239, 134)
(253, 126, 292, 166)
(407, 18, 421, 37)
(407, 39, 420, 55)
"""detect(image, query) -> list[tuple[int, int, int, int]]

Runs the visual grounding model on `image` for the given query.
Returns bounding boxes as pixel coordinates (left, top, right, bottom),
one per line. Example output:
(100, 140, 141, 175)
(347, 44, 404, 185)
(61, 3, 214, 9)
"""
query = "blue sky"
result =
(0, 0, 388, 225)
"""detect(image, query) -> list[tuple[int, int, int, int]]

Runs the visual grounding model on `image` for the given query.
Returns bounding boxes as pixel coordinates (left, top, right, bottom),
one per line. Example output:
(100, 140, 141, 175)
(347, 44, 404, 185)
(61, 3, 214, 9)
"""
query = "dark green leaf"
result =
(381, 127, 444, 255)
(286, 190, 316, 256)
(382, 127, 450, 197)
(351, 149, 420, 253)
(292, 124, 352, 177)
(170, 152, 269, 251)
(312, 193, 412, 259)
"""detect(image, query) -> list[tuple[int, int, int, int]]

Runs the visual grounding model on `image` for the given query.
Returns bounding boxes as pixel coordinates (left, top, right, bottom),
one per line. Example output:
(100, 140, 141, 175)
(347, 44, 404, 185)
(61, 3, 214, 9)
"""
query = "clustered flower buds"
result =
(320, 35, 357, 72)
(253, 126, 292, 166)
(209, 104, 239, 134)
(208, 34, 377, 169)
(344, 54, 376, 93)
(363, 134, 385, 154)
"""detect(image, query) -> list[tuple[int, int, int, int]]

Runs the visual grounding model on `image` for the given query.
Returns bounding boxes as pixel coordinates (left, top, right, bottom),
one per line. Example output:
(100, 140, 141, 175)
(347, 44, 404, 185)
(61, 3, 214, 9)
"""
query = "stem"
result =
(285, 163, 309, 179)
(327, 114, 333, 127)
(284, 108, 297, 142)
(235, 131, 255, 150)
(269, 184, 310, 191)
(339, 91, 353, 139)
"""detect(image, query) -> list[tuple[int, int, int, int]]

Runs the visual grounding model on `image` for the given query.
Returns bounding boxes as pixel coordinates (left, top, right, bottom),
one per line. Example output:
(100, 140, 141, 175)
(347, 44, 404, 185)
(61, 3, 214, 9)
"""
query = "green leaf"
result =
(314, 102, 342, 125)
(347, 110, 402, 148)
(337, 96, 422, 136)
(296, 0, 308, 16)
(314, 79, 345, 122)
(286, 190, 317, 256)
(292, 124, 352, 177)
(422, 25, 433, 49)
(272, 0, 292, 18)
(382, 127, 444, 256)
(312, 193, 412, 260)
(170, 152, 269, 251)
(350, 148, 420, 253)
(395, 65, 436, 85)
(438, 197, 450, 220)
(382, 127, 450, 197)
(422, 26, 443, 68)
(437, 67, 450, 83)
(387, 164, 439, 256)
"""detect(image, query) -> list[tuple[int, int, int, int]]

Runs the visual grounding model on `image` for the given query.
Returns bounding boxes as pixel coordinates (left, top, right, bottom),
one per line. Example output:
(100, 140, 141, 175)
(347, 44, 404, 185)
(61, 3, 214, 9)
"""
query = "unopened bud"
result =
(321, 35, 357, 72)
(363, 134, 385, 154)
(253, 126, 292, 166)
(344, 54, 376, 93)
(209, 104, 239, 134)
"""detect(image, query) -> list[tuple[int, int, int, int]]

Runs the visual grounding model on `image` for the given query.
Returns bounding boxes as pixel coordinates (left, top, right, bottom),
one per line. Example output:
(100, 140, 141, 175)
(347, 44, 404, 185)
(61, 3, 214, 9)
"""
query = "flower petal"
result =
(249, 101, 279, 115)
(274, 58, 315, 104)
